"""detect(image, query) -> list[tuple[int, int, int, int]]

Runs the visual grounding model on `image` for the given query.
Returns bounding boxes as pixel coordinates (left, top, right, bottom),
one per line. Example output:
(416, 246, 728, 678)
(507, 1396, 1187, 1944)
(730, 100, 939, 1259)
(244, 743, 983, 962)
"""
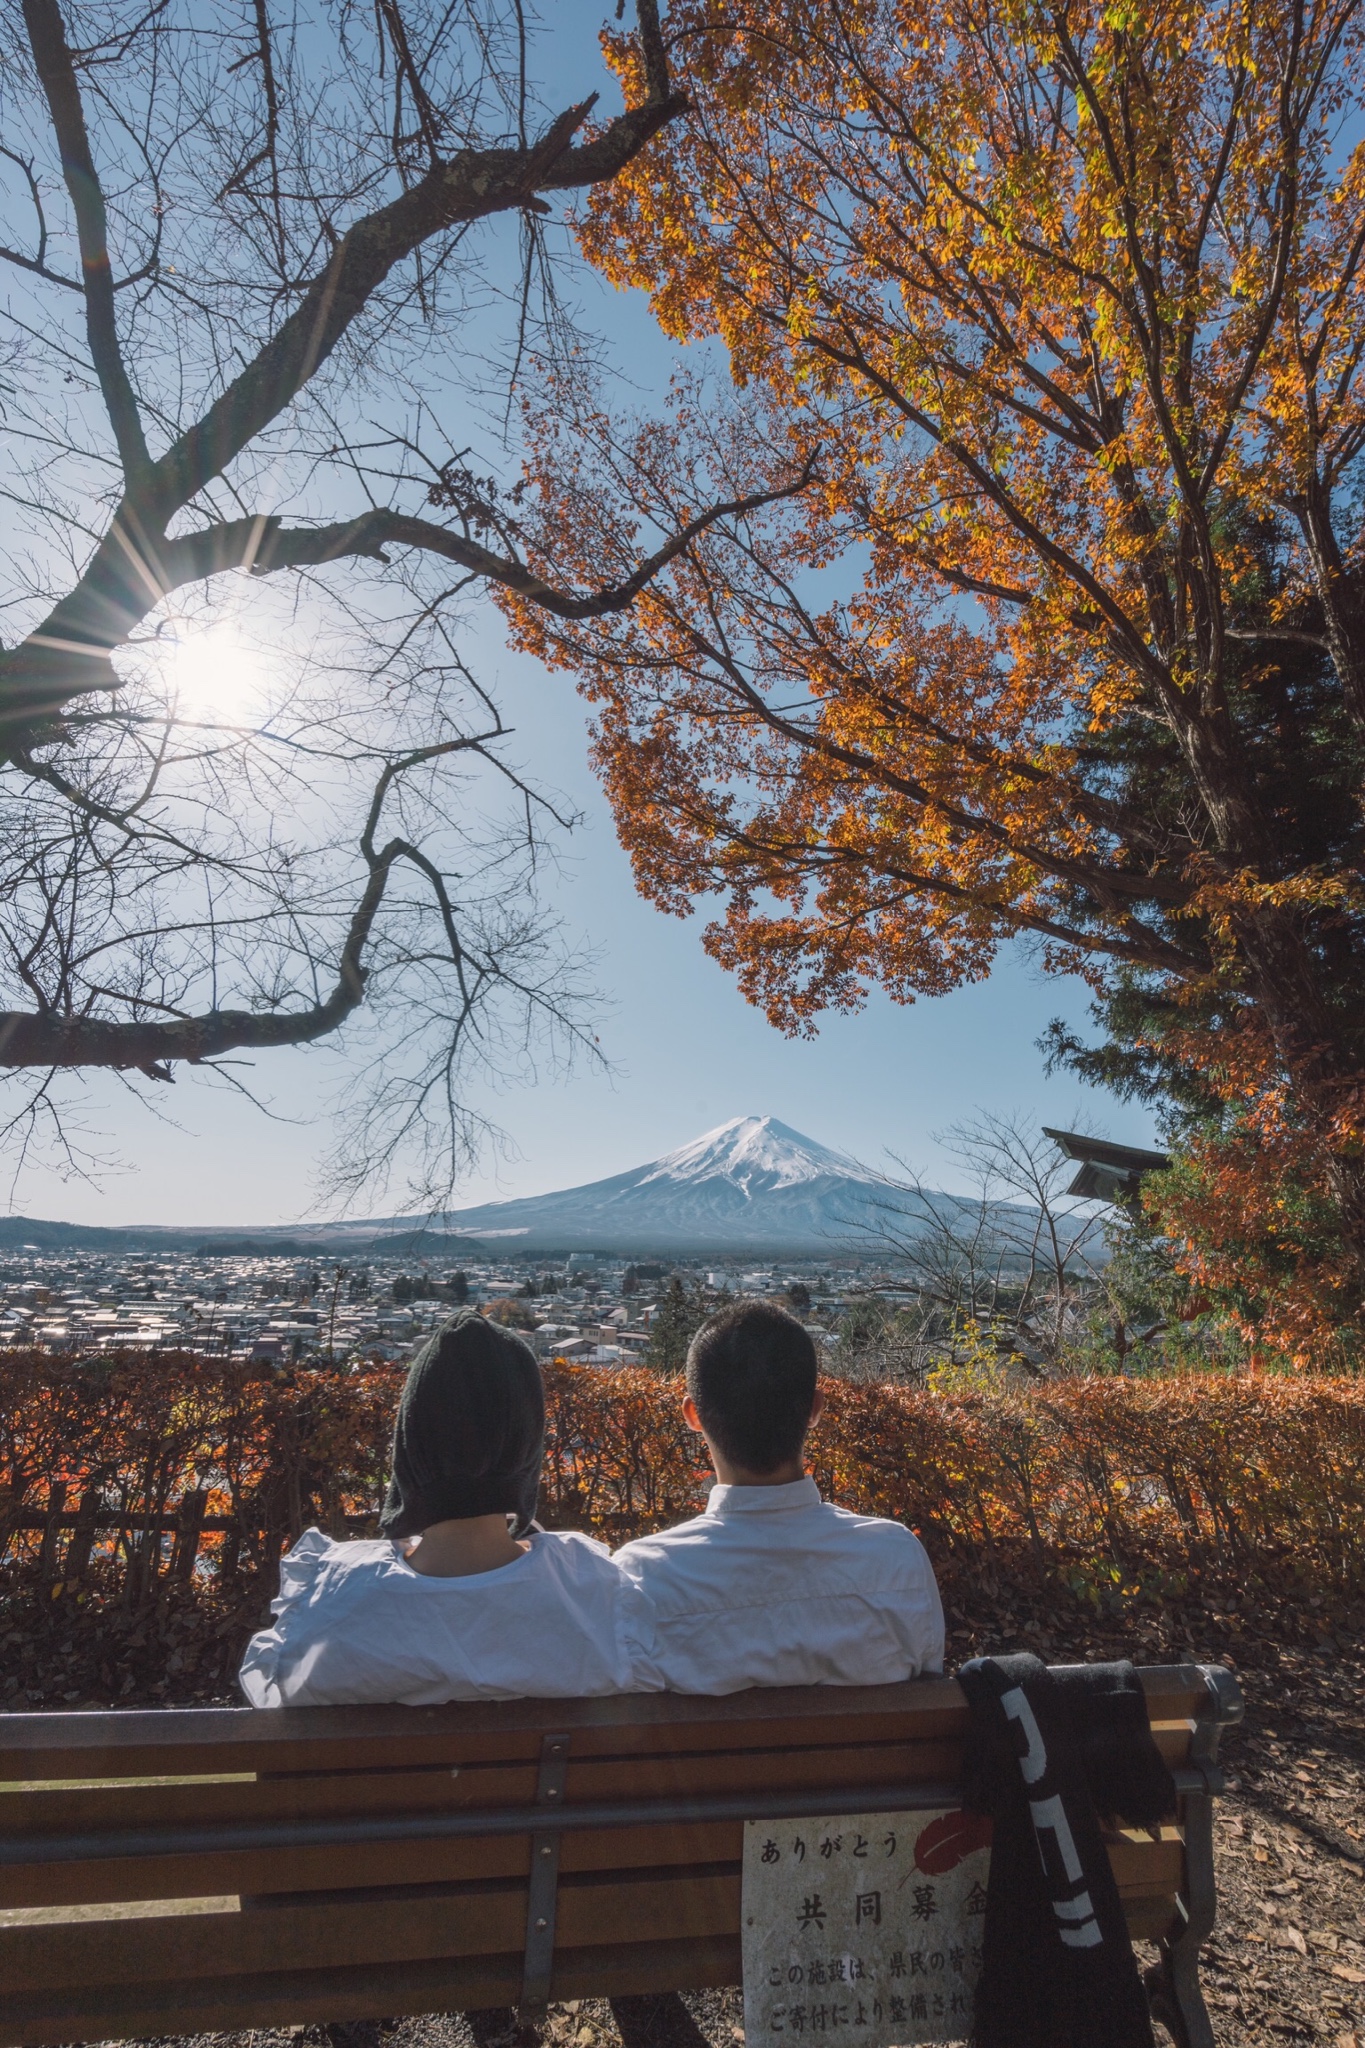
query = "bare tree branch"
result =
(20, 0, 152, 487)
(0, 0, 690, 1201)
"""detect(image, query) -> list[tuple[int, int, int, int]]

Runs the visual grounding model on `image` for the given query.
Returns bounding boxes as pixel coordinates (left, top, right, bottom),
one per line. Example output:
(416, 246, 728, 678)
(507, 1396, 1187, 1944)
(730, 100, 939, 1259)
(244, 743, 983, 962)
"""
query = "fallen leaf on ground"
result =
(1330, 1963, 1365, 1984)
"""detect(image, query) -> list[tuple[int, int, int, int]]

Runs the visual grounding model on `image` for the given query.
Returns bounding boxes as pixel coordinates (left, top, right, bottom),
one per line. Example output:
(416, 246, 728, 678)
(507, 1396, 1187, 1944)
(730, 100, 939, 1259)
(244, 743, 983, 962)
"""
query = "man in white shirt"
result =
(614, 1301, 944, 1693)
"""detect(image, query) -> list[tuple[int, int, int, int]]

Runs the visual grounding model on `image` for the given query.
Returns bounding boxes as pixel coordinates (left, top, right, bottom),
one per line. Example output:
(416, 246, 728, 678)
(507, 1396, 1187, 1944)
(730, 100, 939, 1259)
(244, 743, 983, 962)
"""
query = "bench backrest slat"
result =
(6, 1738, 966, 1837)
(0, 1669, 1213, 1780)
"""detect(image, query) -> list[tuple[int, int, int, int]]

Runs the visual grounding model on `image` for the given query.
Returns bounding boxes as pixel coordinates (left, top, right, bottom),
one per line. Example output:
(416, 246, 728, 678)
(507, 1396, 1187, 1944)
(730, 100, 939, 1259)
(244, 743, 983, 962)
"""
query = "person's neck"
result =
(707, 1449, 809, 1488)
(403, 1513, 529, 1578)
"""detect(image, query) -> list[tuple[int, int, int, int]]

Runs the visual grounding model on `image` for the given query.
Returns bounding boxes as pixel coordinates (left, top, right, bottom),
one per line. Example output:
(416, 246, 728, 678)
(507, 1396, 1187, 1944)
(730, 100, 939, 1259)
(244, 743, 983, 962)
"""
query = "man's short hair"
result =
(686, 1302, 818, 1475)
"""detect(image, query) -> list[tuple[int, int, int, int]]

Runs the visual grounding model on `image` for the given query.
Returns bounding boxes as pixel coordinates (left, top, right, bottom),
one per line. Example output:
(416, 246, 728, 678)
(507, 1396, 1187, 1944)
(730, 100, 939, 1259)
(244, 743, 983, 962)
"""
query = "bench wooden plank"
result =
(0, 1741, 965, 1905)
(2, 1740, 947, 1837)
(0, 1902, 1197, 2048)
(0, 1669, 1212, 1782)
(1, 1868, 754, 1992)
(2, 1765, 534, 1833)
(0, 1819, 1189, 1915)
(0, 1935, 748, 2048)
(0, 1950, 531, 2048)
(0, 1832, 1187, 1987)
(0, 1724, 1197, 1850)
(572, 1742, 966, 1803)
(1122, 1897, 1182, 1941)
(0, 1890, 1195, 2043)
(0, 1684, 964, 1778)
(3, 1820, 753, 1910)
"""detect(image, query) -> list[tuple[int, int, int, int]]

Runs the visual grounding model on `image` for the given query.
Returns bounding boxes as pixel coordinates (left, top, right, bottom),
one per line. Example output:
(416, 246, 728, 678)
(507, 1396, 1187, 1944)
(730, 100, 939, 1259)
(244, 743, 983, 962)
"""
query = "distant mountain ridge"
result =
(0, 1117, 922, 1258)
(421, 1116, 889, 1254)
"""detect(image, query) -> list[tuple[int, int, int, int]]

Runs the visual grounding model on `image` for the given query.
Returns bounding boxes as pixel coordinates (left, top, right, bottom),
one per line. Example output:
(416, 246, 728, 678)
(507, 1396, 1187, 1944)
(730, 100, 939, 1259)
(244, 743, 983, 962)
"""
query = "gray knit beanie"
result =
(378, 1309, 544, 1539)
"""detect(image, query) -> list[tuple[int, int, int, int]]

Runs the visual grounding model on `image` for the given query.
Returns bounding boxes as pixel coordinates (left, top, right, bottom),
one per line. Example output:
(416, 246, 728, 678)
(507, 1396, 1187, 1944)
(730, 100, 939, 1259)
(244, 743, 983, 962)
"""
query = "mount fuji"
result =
(423, 1115, 892, 1256)
(0, 1118, 961, 1257)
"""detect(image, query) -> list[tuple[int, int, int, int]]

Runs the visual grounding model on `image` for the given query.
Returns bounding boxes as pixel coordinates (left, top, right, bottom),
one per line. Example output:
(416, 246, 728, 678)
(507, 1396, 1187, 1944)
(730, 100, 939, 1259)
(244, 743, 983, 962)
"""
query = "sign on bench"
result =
(742, 1808, 992, 2048)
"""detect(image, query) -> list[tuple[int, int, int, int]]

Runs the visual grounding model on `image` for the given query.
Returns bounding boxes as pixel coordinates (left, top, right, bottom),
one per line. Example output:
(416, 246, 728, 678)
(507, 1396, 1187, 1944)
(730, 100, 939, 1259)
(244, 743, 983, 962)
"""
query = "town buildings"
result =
(0, 1248, 900, 1364)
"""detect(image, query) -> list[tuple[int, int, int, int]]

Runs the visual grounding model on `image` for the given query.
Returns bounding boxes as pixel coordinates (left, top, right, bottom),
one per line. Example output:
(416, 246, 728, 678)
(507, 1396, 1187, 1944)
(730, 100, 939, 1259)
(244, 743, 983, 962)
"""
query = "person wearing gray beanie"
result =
(239, 1311, 660, 1705)
(379, 1308, 545, 1546)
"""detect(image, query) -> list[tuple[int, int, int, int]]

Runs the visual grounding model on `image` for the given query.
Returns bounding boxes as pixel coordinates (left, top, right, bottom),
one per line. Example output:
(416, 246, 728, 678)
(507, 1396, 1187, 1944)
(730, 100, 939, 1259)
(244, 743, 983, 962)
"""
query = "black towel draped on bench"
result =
(957, 1654, 1177, 2048)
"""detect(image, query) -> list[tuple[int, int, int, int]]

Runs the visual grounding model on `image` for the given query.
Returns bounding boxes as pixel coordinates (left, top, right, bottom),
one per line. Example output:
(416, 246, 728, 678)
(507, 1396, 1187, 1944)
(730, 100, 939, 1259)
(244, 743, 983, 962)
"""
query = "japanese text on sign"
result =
(742, 1809, 991, 2048)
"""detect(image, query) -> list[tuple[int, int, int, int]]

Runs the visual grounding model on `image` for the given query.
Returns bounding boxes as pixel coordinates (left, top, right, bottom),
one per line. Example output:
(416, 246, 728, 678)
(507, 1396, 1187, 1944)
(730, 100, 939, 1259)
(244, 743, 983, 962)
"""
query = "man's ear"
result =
(682, 1393, 705, 1434)
(809, 1386, 826, 1425)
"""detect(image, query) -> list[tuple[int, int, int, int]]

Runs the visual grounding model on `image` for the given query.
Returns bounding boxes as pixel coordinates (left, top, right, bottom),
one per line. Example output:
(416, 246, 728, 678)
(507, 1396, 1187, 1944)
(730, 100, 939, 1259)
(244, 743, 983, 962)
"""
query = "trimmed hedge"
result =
(2, 1352, 1363, 1601)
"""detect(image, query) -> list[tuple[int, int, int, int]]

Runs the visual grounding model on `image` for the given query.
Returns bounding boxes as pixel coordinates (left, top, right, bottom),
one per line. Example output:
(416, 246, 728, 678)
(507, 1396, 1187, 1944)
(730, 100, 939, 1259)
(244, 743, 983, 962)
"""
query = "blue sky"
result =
(15, 608, 1160, 1225)
(7, 3, 1163, 1227)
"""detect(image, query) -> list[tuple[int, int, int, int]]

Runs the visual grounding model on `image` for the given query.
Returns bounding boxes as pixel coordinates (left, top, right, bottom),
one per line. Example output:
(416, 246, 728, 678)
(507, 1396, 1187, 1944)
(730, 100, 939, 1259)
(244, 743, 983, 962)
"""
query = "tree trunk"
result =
(38, 1480, 68, 1583)
(1299, 488, 1365, 736)
(170, 1488, 208, 1583)
(64, 1487, 102, 1583)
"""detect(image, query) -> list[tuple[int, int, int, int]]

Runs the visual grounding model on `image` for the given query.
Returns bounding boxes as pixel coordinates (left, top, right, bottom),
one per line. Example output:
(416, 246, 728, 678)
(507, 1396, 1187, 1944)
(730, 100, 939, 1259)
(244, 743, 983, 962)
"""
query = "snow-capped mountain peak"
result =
(411, 1112, 889, 1252)
(639, 1115, 873, 1195)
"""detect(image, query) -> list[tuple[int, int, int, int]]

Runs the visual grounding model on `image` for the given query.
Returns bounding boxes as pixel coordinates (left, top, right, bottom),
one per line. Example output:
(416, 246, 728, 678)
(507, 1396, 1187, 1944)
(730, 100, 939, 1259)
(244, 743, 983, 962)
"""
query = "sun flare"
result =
(162, 619, 272, 716)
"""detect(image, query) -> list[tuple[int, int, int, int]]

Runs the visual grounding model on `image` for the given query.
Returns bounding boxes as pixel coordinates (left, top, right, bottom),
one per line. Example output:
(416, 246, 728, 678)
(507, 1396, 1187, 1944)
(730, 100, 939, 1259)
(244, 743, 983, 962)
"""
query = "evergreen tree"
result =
(644, 1276, 708, 1371)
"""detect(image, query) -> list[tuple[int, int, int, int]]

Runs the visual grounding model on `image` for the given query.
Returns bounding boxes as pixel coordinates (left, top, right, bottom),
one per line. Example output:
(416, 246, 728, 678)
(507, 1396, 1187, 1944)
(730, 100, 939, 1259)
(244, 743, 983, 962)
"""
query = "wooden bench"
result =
(0, 1662, 1242, 2048)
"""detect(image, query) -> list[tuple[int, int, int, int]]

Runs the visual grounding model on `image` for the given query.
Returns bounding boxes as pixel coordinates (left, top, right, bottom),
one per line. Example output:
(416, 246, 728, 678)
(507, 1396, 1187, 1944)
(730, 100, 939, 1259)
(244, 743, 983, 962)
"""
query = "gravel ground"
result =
(1195, 1652, 1365, 2047)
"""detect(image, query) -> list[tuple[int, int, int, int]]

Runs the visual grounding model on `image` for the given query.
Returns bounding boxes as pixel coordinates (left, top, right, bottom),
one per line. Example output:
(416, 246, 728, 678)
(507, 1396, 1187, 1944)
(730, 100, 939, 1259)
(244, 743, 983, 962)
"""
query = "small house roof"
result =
(1042, 1128, 1170, 1173)
(1043, 1127, 1170, 1204)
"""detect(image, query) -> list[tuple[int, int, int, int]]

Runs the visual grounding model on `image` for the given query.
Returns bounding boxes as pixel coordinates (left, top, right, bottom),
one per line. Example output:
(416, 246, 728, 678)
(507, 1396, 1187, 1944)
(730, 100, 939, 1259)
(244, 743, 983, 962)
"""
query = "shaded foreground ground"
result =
(10, 1581, 1365, 2048)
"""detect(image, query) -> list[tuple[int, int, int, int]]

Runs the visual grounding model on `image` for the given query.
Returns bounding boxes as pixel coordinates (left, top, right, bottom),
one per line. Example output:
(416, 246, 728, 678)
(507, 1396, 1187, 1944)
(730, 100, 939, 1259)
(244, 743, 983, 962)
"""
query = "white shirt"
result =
(238, 1526, 660, 1707)
(613, 1478, 944, 1695)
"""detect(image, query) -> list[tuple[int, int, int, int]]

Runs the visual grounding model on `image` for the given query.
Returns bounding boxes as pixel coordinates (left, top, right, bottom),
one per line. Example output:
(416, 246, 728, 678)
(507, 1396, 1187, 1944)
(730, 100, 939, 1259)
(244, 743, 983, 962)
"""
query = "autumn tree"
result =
(485, 1296, 536, 1330)
(503, 0, 1365, 1348)
(0, 0, 806, 1202)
